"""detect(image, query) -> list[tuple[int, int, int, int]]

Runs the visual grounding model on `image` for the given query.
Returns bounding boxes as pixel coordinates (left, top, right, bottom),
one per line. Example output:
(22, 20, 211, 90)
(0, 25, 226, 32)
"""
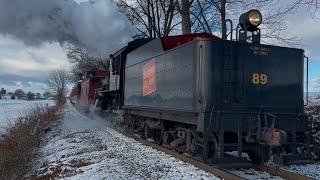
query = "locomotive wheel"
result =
(208, 134, 218, 158)
(163, 131, 175, 145)
(247, 144, 271, 164)
(123, 114, 132, 131)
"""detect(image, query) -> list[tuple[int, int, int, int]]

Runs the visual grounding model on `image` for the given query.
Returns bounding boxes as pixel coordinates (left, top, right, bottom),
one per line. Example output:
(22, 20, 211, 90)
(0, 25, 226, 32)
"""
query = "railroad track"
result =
(76, 107, 314, 179)
(116, 128, 314, 180)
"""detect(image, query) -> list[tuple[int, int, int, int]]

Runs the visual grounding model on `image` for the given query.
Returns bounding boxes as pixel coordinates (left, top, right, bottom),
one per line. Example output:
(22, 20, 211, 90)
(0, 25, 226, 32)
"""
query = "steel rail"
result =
(116, 128, 315, 180)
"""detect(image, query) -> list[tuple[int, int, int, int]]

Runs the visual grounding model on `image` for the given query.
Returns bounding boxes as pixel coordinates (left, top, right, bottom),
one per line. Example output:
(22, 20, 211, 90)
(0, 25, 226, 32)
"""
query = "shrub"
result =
(0, 104, 62, 179)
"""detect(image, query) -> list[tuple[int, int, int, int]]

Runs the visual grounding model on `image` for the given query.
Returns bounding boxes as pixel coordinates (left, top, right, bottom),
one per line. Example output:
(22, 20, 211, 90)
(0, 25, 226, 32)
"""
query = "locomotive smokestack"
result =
(0, 0, 135, 56)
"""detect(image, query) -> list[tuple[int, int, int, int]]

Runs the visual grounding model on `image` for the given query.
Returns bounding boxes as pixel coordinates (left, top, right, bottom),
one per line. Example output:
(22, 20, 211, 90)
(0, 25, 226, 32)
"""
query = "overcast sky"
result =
(286, 10, 320, 92)
(0, 0, 134, 94)
(0, 3, 319, 94)
(0, 35, 69, 93)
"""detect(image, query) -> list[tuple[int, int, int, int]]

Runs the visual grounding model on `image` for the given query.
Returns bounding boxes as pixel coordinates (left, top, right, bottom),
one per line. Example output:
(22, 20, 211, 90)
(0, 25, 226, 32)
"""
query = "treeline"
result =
(0, 89, 52, 100)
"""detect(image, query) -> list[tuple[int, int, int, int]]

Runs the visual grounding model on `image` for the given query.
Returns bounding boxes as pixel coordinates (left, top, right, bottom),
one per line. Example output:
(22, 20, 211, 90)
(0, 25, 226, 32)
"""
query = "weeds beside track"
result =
(0, 103, 63, 179)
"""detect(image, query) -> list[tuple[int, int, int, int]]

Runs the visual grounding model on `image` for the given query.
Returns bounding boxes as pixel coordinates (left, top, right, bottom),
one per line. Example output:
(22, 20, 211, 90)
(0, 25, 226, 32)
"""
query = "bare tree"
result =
(118, 0, 179, 38)
(190, 0, 320, 43)
(43, 91, 52, 99)
(119, 0, 319, 45)
(189, 0, 218, 33)
(67, 45, 108, 81)
(47, 68, 69, 105)
(13, 89, 25, 99)
(176, 0, 194, 34)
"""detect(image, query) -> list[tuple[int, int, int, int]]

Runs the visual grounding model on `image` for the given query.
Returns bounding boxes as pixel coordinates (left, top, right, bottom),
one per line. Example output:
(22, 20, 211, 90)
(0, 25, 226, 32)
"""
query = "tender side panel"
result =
(126, 39, 164, 67)
(124, 42, 198, 112)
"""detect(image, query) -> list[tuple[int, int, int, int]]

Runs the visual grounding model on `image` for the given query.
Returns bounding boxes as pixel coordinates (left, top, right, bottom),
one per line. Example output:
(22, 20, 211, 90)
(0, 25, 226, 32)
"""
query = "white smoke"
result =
(0, 0, 136, 56)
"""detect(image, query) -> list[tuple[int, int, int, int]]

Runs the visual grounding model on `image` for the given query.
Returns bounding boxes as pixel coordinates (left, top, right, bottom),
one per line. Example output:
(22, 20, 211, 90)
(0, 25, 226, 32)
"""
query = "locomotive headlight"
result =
(248, 10, 262, 26)
(239, 9, 262, 30)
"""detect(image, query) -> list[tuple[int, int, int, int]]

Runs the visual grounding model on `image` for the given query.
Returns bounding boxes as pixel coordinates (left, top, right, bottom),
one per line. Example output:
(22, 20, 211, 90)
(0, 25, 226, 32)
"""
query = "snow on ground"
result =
(230, 168, 282, 180)
(282, 163, 320, 179)
(29, 102, 320, 179)
(0, 99, 55, 133)
(225, 152, 283, 179)
(29, 103, 220, 180)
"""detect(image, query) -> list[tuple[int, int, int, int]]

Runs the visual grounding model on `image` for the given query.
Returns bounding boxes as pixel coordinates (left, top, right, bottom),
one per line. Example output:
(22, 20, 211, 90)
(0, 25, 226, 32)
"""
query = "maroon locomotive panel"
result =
(77, 70, 107, 111)
(69, 86, 79, 105)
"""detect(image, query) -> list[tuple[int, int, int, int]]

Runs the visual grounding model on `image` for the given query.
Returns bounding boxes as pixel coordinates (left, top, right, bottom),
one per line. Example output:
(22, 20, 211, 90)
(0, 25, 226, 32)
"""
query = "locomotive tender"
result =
(73, 10, 310, 164)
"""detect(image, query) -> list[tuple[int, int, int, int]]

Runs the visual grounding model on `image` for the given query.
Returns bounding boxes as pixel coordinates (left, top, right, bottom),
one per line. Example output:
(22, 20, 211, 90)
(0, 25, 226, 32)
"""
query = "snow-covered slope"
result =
(29, 102, 320, 179)
(30, 104, 219, 179)
(0, 99, 55, 133)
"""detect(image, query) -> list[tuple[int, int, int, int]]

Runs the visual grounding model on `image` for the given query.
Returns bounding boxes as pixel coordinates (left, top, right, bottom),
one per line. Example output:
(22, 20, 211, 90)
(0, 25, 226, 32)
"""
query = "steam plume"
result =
(0, 0, 135, 56)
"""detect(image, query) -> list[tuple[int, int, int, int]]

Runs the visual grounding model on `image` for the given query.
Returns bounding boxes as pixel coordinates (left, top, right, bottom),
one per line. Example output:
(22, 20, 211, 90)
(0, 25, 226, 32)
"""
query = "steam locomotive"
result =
(70, 10, 310, 164)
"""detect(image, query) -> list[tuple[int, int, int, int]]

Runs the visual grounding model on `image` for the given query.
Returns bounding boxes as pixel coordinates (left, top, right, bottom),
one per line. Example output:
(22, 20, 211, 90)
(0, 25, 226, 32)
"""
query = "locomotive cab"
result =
(97, 39, 153, 111)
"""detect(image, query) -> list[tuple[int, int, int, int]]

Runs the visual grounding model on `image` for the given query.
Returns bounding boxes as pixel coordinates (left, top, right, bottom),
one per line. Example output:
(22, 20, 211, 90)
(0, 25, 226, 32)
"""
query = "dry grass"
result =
(0, 103, 63, 179)
(69, 159, 92, 168)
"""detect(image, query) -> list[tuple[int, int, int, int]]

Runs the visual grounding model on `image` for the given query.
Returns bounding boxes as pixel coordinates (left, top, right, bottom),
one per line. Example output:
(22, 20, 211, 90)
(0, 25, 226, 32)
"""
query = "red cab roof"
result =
(160, 33, 218, 51)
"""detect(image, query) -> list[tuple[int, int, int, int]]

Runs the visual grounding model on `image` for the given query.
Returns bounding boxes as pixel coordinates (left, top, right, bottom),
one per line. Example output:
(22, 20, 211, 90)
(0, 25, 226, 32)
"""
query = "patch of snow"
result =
(30, 103, 220, 179)
(31, 103, 319, 179)
(225, 151, 250, 161)
(0, 99, 55, 133)
(226, 151, 283, 179)
(230, 168, 283, 180)
(283, 163, 320, 179)
(266, 156, 319, 179)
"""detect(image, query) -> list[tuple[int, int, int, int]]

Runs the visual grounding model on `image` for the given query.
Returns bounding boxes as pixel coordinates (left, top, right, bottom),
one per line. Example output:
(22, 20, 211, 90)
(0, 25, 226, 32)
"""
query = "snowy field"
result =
(0, 99, 55, 133)
(30, 103, 220, 179)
